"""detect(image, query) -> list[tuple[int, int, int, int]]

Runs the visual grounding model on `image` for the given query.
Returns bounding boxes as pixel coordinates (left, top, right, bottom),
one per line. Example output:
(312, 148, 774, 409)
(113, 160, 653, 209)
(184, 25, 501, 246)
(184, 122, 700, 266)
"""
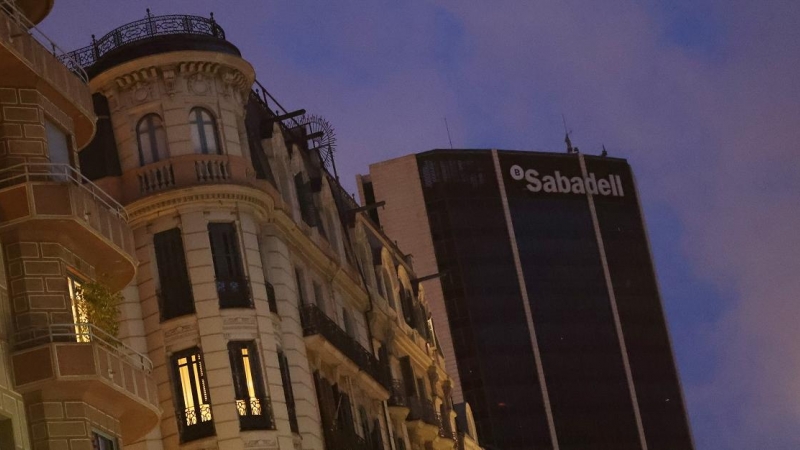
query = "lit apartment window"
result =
(228, 341, 274, 430)
(189, 108, 221, 155)
(136, 114, 167, 166)
(67, 274, 90, 342)
(153, 228, 195, 321)
(208, 223, 251, 308)
(171, 348, 215, 442)
(91, 431, 116, 450)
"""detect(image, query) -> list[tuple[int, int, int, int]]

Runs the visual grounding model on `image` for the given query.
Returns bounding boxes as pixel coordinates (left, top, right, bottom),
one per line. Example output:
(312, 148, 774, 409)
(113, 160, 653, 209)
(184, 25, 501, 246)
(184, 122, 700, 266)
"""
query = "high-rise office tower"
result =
(361, 149, 695, 450)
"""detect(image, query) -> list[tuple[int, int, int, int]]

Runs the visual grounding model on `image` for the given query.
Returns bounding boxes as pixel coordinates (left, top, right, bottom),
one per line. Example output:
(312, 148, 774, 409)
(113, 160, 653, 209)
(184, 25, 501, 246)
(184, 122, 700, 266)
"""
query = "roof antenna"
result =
(601, 144, 608, 157)
(562, 114, 574, 154)
(444, 117, 454, 149)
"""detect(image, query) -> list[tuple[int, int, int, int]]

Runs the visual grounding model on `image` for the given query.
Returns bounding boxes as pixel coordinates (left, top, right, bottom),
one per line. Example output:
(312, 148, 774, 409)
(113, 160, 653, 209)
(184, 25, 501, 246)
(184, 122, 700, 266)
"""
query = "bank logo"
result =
(509, 164, 625, 197)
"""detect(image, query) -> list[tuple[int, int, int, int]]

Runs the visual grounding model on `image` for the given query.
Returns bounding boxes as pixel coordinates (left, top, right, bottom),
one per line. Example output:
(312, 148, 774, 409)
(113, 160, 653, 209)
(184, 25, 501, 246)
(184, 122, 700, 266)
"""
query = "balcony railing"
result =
(217, 276, 253, 308)
(236, 395, 276, 431)
(0, 163, 128, 220)
(301, 304, 388, 389)
(388, 379, 408, 408)
(60, 12, 225, 71)
(407, 397, 438, 426)
(323, 426, 370, 450)
(436, 411, 456, 441)
(13, 323, 153, 372)
(0, 0, 89, 82)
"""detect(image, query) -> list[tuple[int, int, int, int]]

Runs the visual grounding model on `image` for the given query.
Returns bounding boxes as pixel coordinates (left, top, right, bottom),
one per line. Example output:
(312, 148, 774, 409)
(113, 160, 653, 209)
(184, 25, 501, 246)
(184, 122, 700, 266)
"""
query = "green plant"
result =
(77, 278, 123, 337)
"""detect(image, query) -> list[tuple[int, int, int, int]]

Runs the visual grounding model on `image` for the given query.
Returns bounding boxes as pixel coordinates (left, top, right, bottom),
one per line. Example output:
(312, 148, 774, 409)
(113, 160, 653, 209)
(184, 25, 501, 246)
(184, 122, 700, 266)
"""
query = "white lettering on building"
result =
(508, 164, 625, 197)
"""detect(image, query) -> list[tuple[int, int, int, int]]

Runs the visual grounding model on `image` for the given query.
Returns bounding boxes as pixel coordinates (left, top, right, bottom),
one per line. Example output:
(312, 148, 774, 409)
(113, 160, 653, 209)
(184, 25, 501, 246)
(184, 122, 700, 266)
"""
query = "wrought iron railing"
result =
(436, 411, 456, 441)
(216, 276, 253, 308)
(12, 323, 153, 371)
(60, 11, 226, 70)
(236, 395, 276, 430)
(407, 397, 438, 426)
(388, 379, 408, 408)
(0, 163, 128, 220)
(323, 426, 371, 450)
(300, 304, 388, 389)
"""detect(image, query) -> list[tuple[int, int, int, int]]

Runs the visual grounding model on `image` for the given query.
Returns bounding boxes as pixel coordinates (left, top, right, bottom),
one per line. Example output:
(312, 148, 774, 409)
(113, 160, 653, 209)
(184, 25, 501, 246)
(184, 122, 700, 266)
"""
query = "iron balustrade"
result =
(407, 397, 438, 426)
(436, 410, 456, 441)
(12, 323, 153, 372)
(323, 426, 371, 450)
(60, 12, 225, 70)
(216, 276, 253, 308)
(0, 163, 128, 221)
(388, 379, 408, 408)
(300, 304, 388, 389)
(236, 395, 276, 430)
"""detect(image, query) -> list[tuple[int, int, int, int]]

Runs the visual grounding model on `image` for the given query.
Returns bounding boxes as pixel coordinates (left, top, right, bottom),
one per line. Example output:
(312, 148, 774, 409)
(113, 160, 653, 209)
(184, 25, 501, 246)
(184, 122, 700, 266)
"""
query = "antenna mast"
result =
(444, 117, 454, 149)
(562, 114, 574, 154)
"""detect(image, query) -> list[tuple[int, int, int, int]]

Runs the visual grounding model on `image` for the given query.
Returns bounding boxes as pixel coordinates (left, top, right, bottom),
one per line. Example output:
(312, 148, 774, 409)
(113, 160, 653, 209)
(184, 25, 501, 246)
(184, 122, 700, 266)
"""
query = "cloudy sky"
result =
(42, 1, 800, 448)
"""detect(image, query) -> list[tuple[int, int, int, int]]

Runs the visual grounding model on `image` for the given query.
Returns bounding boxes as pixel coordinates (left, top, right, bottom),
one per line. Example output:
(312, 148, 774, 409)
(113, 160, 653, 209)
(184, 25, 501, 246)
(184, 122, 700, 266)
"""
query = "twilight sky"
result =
(42, 1, 800, 448)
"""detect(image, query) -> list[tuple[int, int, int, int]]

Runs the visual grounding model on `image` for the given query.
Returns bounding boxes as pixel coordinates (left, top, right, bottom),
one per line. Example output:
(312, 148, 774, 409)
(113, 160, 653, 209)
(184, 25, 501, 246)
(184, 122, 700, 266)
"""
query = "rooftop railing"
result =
(0, 163, 128, 221)
(60, 11, 225, 70)
(13, 322, 153, 372)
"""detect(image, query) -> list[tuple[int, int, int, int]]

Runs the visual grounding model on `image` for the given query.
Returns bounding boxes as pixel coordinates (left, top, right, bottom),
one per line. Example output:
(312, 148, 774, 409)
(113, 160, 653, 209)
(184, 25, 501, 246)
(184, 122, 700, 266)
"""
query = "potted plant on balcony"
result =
(77, 277, 123, 338)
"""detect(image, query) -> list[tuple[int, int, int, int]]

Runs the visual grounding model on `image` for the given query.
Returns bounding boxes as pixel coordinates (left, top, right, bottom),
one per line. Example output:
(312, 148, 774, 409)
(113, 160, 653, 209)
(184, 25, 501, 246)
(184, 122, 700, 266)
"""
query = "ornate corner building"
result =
(0, 3, 482, 450)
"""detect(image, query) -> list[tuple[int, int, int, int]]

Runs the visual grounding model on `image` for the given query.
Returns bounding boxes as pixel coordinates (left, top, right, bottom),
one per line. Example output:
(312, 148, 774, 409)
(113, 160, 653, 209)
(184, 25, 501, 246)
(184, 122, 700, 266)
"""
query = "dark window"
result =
(171, 347, 215, 442)
(295, 269, 307, 305)
(189, 107, 221, 155)
(228, 341, 274, 430)
(136, 114, 167, 166)
(294, 173, 317, 227)
(91, 431, 116, 450)
(278, 350, 299, 433)
(154, 228, 195, 320)
(266, 281, 278, 313)
(208, 223, 252, 308)
(342, 307, 355, 338)
(399, 357, 417, 398)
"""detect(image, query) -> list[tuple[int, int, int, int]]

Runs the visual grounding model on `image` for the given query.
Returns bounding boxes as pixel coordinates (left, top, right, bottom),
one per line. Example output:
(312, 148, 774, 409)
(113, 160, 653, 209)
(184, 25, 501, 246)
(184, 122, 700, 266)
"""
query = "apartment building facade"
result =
(0, 4, 480, 450)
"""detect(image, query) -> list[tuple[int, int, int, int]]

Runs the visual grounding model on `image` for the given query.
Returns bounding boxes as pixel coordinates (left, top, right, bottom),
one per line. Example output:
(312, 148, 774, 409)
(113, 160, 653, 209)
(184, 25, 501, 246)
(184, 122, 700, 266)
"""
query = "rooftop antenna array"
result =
(444, 117, 454, 149)
(297, 114, 338, 178)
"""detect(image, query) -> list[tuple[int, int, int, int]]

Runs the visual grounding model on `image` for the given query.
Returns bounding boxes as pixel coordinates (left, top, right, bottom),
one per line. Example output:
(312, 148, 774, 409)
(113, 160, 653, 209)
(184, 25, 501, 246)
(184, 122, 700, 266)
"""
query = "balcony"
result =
(406, 397, 439, 443)
(0, 0, 95, 147)
(0, 163, 135, 289)
(217, 276, 253, 309)
(323, 427, 371, 450)
(300, 304, 389, 398)
(121, 154, 250, 204)
(11, 323, 160, 442)
(387, 379, 410, 421)
(433, 411, 457, 450)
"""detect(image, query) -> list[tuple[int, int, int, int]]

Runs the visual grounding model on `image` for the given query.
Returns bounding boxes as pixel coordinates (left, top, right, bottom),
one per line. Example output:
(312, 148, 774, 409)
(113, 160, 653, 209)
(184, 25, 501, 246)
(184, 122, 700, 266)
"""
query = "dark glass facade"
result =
(416, 149, 693, 450)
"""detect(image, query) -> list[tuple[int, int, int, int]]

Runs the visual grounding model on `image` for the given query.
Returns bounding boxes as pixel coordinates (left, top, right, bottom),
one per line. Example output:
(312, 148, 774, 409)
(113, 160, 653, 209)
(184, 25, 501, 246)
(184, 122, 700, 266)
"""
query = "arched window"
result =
(189, 107, 221, 155)
(137, 114, 167, 166)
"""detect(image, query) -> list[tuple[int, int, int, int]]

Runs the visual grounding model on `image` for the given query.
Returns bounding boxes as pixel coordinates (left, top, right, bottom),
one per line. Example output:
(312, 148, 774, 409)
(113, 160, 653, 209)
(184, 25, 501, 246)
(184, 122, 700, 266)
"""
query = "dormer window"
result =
(189, 107, 221, 155)
(137, 114, 167, 166)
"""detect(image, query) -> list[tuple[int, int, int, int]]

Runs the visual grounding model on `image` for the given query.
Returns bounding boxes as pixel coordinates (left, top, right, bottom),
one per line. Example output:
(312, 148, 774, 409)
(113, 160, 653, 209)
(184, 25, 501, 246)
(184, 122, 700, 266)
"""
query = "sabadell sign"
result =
(509, 164, 625, 197)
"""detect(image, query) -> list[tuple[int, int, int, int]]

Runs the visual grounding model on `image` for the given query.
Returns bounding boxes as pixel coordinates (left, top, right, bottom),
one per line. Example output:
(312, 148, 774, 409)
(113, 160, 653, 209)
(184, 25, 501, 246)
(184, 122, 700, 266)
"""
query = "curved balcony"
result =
(301, 304, 389, 398)
(61, 12, 240, 77)
(387, 379, 410, 421)
(0, 163, 135, 289)
(121, 153, 250, 205)
(406, 397, 439, 443)
(11, 323, 160, 442)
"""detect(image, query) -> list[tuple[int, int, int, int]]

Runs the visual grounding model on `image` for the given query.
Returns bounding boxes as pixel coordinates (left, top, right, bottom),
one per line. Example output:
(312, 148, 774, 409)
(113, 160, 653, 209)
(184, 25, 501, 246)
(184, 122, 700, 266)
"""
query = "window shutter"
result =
(400, 357, 417, 398)
(154, 228, 194, 320)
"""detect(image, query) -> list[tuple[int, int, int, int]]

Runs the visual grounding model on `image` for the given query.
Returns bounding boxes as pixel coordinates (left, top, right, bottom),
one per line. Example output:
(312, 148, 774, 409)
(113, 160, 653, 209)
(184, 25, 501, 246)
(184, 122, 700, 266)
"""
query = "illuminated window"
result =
(228, 341, 274, 430)
(171, 348, 215, 442)
(136, 114, 167, 166)
(189, 108, 220, 155)
(67, 275, 90, 342)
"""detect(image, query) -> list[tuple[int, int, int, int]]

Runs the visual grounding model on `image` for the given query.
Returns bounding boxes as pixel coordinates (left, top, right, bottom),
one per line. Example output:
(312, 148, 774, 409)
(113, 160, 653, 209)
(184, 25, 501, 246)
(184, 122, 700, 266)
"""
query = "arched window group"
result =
(137, 108, 222, 167)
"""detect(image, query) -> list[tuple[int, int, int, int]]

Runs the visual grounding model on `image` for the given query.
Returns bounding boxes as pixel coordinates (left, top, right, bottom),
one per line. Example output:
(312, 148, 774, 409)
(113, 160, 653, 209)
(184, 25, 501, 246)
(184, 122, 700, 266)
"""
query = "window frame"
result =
(136, 113, 167, 166)
(153, 228, 195, 321)
(189, 107, 222, 155)
(208, 222, 252, 309)
(170, 347, 215, 442)
(228, 341, 275, 430)
(67, 273, 90, 342)
(91, 430, 117, 450)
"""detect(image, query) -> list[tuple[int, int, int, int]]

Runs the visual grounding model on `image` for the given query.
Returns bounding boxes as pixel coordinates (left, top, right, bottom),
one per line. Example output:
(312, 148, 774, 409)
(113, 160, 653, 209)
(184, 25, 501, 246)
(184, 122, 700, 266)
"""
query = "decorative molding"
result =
(163, 322, 198, 341)
(244, 438, 278, 449)
(115, 66, 159, 90)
